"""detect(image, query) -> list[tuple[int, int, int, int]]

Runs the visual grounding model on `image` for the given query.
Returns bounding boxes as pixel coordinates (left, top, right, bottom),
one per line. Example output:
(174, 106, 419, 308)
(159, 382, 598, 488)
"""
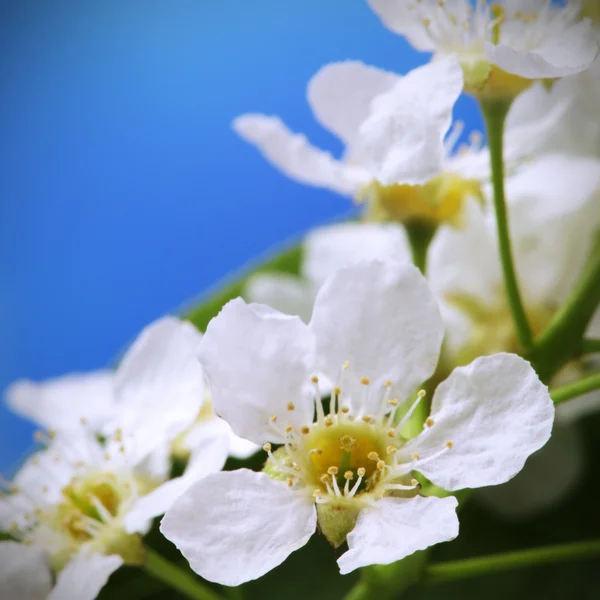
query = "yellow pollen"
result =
(411, 478, 419, 487)
(263, 443, 272, 452)
(327, 466, 339, 476)
(287, 402, 295, 411)
(387, 430, 396, 438)
(361, 415, 374, 424)
(417, 389, 426, 398)
(423, 17, 431, 26)
(386, 445, 398, 455)
(339, 435, 357, 451)
(113, 429, 123, 442)
(287, 478, 294, 487)
(360, 377, 370, 385)
(333, 386, 341, 395)
(376, 460, 386, 471)
(270, 415, 277, 423)
(384, 380, 392, 387)
(411, 452, 420, 460)
(344, 471, 354, 480)
(446, 441, 453, 449)
(426, 418, 435, 428)
(301, 426, 310, 435)
(388, 399, 399, 406)
(119, 445, 125, 454)
(285, 425, 293, 433)
(357, 467, 366, 477)
(313, 489, 322, 498)
(343, 361, 349, 369)
(311, 375, 319, 384)
(324, 417, 334, 427)
(368, 451, 379, 461)
(320, 474, 330, 483)
(341, 407, 350, 414)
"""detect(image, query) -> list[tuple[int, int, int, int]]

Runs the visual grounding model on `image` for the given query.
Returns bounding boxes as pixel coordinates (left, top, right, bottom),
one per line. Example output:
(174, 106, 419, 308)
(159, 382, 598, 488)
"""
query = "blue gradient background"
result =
(0, 0, 482, 471)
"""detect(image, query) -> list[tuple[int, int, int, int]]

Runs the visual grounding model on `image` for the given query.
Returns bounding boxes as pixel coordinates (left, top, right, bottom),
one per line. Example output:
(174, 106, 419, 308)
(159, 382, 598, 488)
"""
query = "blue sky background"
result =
(0, 0, 482, 471)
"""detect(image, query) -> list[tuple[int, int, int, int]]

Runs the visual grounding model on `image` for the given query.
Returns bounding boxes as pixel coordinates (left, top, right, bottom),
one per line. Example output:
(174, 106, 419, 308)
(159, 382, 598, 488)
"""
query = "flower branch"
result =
(551, 372, 600, 405)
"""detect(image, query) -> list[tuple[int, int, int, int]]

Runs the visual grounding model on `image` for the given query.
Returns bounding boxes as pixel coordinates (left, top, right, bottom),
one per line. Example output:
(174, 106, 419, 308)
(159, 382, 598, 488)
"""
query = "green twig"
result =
(551, 371, 600, 405)
(425, 539, 600, 584)
(582, 338, 600, 355)
(144, 548, 224, 600)
(482, 99, 534, 353)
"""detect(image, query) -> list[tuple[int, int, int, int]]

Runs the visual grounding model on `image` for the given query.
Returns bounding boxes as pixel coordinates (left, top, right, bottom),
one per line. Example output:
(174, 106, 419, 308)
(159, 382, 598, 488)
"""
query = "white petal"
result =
(197, 298, 316, 444)
(310, 260, 444, 414)
(232, 114, 369, 196)
(355, 56, 464, 186)
(114, 317, 205, 452)
(413, 353, 554, 491)
(428, 198, 500, 304)
(48, 553, 123, 600)
(227, 427, 260, 459)
(0, 541, 52, 600)
(245, 273, 315, 323)
(125, 423, 229, 533)
(307, 61, 399, 146)
(303, 222, 411, 288)
(160, 470, 316, 586)
(338, 496, 458, 574)
(477, 424, 585, 520)
(5, 371, 115, 431)
(485, 19, 599, 79)
(366, 0, 437, 51)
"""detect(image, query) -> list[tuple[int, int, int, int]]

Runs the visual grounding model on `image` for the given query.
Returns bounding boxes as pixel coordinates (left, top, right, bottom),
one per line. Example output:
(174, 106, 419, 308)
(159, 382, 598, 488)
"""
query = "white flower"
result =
(368, 0, 599, 98)
(161, 260, 553, 585)
(5, 316, 255, 462)
(246, 221, 410, 322)
(0, 318, 232, 600)
(429, 197, 600, 518)
(234, 53, 566, 226)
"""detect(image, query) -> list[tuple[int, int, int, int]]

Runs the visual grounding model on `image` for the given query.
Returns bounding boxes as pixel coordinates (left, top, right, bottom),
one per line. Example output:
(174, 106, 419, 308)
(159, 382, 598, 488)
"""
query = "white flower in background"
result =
(246, 221, 410, 322)
(234, 53, 567, 227)
(0, 318, 233, 600)
(6, 317, 257, 463)
(161, 260, 553, 585)
(367, 0, 599, 99)
(428, 197, 600, 518)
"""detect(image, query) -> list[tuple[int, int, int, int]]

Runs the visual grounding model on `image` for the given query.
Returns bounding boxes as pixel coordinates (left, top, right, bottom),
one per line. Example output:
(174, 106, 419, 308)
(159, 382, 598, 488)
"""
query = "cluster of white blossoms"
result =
(2, 1, 600, 597)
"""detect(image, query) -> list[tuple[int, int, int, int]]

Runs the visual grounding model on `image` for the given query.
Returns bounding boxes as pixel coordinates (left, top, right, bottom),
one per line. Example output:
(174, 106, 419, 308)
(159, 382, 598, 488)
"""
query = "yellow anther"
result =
(293, 464, 301, 472)
(300, 426, 310, 435)
(376, 460, 386, 471)
(310, 447, 323, 456)
(324, 416, 334, 427)
(360, 377, 370, 385)
(320, 474, 330, 483)
(417, 389, 426, 398)
(386, 445, 398, 455)
(287, 402, 295, 411)
(425, 418, 435, 428)
(327, 466, 339, 476)
(311, 375, 319, 384)
(333, 386, 341, 395)
(285, 425, 294, 433)
(119, 445, 125, 454)
(446, 440, 453, 449)
(313, 489, 323, 498)
(387, 429, 396, 438)
(384, 380, 392, 387)
(263, 443, 272, 452)
(287, 478, 294, 487)
(411, 452, 420, 460)
(411, 478, 419, 487)
(368, 451, 379, 461)
(341, 406, 350, 414)
(343, 361, 349, 369)
(270, 415, 277, 423)
(357, 467, 366, 477)
(362, 415, 374, 423)
(344, 471, 354, 480)
(388, 399, 399, 406)
(48, 429, 56, 439)
(423, 17, 431, 26)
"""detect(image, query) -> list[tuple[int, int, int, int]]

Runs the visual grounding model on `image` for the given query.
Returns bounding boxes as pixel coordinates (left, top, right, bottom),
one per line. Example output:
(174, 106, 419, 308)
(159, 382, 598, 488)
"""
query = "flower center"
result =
(361, 173, 482, 226)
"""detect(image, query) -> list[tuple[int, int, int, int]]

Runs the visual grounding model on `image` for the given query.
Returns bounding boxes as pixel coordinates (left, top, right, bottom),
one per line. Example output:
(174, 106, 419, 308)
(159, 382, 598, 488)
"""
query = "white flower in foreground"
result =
(235, 53, 566, 227)
(5, 316, 255, 462)
(368, 0, 599, 99)
(246, 221, 410, 322)
(429, 198, 600, 518)
(0, 319, 231, 600)
(161, 260, 553, 585)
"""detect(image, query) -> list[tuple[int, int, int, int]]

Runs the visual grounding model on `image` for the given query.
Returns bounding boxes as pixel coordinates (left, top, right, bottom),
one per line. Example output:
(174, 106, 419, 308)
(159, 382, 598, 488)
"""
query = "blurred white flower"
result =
(368, 0, 598, 98)
(6, 316, 256, 462)
(161, 260, 553, 585)
(246, 221, 410, 322)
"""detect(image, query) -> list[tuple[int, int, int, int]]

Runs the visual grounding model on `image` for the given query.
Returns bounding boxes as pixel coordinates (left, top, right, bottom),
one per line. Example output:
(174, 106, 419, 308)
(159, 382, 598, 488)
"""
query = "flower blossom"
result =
(0, 317, 232, 600)
(162, 260, 553, 585)
(235, 55, 567, 227)
(367, 0, 599, 99)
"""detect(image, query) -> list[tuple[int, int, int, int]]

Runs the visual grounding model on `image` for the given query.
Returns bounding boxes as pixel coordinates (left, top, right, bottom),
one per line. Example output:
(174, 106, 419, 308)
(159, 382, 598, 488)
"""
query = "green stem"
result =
(482, 99, 534, 353)
(531, 239, 600, 381)
(582, 338, 600, 354)
(144, 548, 225, 600)
(426, 539, 600, 584)
(551, 371, 600, 405)
(405, 221, 436, 274)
